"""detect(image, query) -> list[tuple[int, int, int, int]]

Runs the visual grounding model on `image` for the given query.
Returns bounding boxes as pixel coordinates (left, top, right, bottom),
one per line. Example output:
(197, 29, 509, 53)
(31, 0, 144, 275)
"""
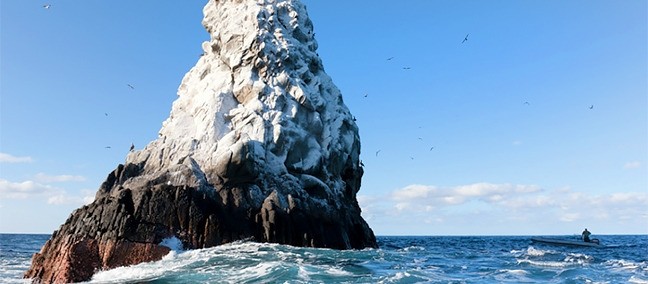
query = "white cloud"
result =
(394, 202, 410, 211)
(357, 195, 377, 221)
(0, 152, 33, 163)
(500, 194, 554, 209)
(0, 179, 55, 199)
(34, 173, 86, 183)
(360, 182, 648, 235)
(0, 178, 94, 206)
(454, 183, 540, 197)
(608, 192, 648, 204)
(389, 182, 542, 209)
(391, 184, 436, 201)
(624, 161, 642, 169)
(47, 190, 94, 205)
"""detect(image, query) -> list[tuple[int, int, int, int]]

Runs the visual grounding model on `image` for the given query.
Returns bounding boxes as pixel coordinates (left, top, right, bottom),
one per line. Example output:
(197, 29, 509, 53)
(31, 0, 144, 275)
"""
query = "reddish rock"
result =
(25, 235, 169, 283)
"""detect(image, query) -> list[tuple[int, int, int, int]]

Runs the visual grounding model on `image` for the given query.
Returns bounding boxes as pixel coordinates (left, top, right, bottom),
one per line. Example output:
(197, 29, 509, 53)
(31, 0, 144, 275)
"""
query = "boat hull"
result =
(531, 237, 603, 247)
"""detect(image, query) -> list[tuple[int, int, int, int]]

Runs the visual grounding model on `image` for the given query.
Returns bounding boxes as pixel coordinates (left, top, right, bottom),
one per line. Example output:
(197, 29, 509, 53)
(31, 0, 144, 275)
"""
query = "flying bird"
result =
(105, 146, 111, 149)
(524, 101, 530, 105)
(387, 57, 394, 61)
(429, 147, 435, 151)
(43, 4, 51, 9)
(589, 105, 594, 109)
(364, 93, 368, 98)
(462, 34, 470, 44)
(402, 67, 411, 70)
(104, 113, 108, 116)
(375, 150, 381, 157)
(127, 84, 135, 90)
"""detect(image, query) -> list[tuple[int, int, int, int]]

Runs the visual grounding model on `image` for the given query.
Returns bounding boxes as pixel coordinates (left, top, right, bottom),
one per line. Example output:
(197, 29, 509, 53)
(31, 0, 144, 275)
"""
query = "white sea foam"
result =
(325, 266, 353, 276)
(564, 253, 593, 265)
(89, 241, 258, 283)
(235, 262, 277, 279)
(159, 236, 183, 251)
(297, 265, 312, 281)
(91, 241, 273, 283)
(499, 269, 529, 276)
(510, 248, 525, 255)
(493, 269, 533, 282)
(403, 246, 426, 252)
(606, 259, 641, 271)
(526, 246, 552, 257)
(629, 276, 648, 284)
(90, 261, 170, 283)
(517, 259, 576, 268)
(378, 271, 411, 284)
(89, 249, 187, 283)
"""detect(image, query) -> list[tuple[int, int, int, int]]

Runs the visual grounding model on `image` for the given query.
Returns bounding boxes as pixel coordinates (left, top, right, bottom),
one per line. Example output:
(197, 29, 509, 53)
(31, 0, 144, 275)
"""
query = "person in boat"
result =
(582, 228, 592, 242)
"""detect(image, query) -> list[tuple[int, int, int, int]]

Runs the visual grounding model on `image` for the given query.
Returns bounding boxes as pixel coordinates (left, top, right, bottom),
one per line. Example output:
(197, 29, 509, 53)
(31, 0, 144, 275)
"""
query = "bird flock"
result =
(358, 32, 596, 164)
(38, 4, 597, 167)
(359, 34, 476, 163)
(102, 84, 137, 151)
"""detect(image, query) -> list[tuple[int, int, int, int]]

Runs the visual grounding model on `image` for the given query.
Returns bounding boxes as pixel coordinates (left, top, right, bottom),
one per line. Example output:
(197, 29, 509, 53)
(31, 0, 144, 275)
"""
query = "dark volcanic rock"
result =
(25, 164, 375, 282)
(25, 0, 376, 282)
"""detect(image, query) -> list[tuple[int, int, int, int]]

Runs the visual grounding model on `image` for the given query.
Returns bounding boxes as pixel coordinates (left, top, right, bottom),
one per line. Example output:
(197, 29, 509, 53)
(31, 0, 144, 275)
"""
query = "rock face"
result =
(25, 0, 376, 282)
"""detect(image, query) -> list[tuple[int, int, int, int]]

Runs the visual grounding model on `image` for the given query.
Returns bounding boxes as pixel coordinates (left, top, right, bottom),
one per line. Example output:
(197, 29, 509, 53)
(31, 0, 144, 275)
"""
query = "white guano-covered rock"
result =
(126, 0, 362, 206)
(25, 2, 377, 283)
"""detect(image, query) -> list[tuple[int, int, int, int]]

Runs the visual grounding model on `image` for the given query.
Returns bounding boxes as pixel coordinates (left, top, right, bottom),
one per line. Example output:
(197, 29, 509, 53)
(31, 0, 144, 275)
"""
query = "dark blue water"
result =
(1, 234, 646, 283)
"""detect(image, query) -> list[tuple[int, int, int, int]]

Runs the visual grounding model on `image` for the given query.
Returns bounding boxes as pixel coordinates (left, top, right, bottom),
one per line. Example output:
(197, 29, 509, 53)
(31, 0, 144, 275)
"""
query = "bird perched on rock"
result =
(130, 143, 135, 151)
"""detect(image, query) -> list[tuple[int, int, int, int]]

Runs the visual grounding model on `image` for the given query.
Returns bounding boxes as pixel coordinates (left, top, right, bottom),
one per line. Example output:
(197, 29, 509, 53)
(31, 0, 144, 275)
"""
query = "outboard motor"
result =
(591, 239, 600, 245)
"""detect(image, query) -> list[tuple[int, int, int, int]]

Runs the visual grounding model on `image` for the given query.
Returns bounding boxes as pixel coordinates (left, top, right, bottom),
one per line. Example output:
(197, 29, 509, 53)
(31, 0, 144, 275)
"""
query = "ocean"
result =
(1, 234, 646, 283)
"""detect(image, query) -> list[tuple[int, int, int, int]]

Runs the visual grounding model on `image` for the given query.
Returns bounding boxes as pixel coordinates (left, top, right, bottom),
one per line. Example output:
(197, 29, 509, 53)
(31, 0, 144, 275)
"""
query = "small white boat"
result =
(531, 237, 603, 247)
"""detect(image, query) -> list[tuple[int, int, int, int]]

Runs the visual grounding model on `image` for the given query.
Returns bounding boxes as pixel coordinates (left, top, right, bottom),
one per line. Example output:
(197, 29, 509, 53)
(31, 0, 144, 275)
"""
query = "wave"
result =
(630, 275, 648, 284)
(512, 245, 595, 270)
(517, 259, 580, 268)
(88, 241, 377, 284)
(606, 259, 648, 272)
(511, 246, 558, 258)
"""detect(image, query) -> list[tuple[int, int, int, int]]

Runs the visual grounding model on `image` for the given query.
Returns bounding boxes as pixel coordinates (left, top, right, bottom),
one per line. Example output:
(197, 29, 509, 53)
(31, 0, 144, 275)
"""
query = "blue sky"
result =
(1, 0, 646, 235)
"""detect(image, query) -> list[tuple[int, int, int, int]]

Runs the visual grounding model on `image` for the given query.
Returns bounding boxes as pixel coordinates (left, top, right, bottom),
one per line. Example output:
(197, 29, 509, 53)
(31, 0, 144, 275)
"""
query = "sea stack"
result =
(24, 0, 376, 283)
